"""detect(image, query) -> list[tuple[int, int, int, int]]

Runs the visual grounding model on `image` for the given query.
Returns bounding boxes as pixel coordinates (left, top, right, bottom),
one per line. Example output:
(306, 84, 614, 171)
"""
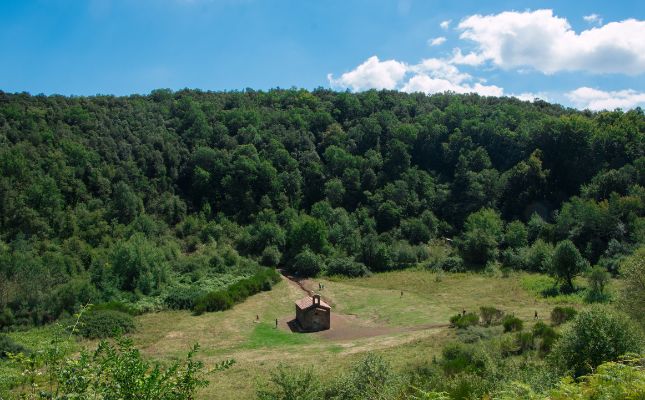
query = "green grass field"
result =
(3, 270, 615, 399)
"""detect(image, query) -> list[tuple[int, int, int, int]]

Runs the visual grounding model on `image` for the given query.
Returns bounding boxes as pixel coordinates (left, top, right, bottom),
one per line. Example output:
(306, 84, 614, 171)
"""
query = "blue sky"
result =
(1, 0, 644, 110)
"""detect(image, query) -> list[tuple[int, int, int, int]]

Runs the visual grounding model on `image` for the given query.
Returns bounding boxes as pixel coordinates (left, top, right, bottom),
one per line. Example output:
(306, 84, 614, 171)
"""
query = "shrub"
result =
(619, 247, 645, 330)
(586, 266, 611, 303)
(391, 241, 419, 268)
(440, 256, 465, 272)
(110, 234, 169, 294)
(325, 256, 368, 277)
(440, 342, 487, 376)
(257, 365, 321, 400)
(0, 334, 28, 358)
(450, 313, 479, 329)
(289, 248, 325, 277)
(551, 306, 577, 326)
(194, 291, 233, 314)
(340, 354, 400, 399)
(549, 305, 643, 376)
(0, 307, 15, 330)
(457, 325, 500, 344)
(525, 239, 554, 272)
(502, 315, 523, 332)
(75, 310, 135, 339)
(164, 285, 206, 310)
(260, 245, 282, 267)
(532, 321, 558, 355)
(193, 268, 281, 314)
(91, 301, 138, 315)
(11, 336, 230, 400)
(515, 332, 534, 353)
(479, 306, 504, 326)
(548, 356, 645, 399)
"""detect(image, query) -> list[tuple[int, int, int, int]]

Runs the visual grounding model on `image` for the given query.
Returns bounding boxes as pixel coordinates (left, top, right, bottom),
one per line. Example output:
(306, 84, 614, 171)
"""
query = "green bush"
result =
(551, 306, 577, 326)
(0, 334, 28, 358)
(193, 291, 234, 314)
(515, 332, 534, 354)
(450, 313, 479, 329)
(479, 306, 504, 326)
(439, 256, 465, 272)
(288, 247, 325, 277)
(193, 268, 281, 314)
(74, 310, 136, 339)
(456, 325, 500, 344)
(257, 365, 321, 400)
(502, 315, 523, 332)
(91, 301, 138, 315)
(547, 356, 645, 399)
(326, 256, 369, 277)
(549, 305, 643, 377)
(0, 307, 15, 330)
(164, 285, 206, 310)
(10, 335, 229, 400)
(440, 342, 487, 376)
(532, 321, 558, 355)
(260, 245, 282, 267)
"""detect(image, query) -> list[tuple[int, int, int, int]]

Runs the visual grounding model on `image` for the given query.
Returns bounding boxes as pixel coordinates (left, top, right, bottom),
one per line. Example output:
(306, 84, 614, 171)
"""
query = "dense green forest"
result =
(0, 89, 643, 330)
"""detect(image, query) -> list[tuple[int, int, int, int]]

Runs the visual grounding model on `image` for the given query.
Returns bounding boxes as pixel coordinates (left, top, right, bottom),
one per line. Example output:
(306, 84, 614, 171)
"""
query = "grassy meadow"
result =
(3, 269, 622, 399)
(121, 270, 595, 398)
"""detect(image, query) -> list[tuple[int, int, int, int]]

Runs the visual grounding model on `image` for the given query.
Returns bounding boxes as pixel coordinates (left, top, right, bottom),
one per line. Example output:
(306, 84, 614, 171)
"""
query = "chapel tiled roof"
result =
(295, 295, 331, 310)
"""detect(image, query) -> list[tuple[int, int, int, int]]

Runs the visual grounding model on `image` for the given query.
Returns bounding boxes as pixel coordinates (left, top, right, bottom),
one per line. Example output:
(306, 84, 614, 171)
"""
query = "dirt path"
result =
(279, 273, 448, 341)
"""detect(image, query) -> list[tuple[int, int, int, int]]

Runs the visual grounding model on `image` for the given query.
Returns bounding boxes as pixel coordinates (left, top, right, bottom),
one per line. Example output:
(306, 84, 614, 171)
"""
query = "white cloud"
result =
(440, 19, 451, 30)
(449, 48, 486, 66)
(411, 58, 471, 83)
(402, 75, 503, 96)
(428, 36, 447, 46)
(583, 14, 603, 25)
(455, 9, 645, 75)
(566, 87, 645, 110)
(328, 56, 503, 97)
(327, 56, 408, 91)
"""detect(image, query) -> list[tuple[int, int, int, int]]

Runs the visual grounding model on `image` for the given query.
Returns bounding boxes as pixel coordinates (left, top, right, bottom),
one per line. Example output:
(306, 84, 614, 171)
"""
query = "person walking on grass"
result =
(275, 318, 278, 329)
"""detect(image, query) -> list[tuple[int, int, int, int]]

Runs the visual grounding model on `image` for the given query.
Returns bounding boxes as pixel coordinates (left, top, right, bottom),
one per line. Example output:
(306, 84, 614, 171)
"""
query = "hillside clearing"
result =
(121, 270, 582, 399)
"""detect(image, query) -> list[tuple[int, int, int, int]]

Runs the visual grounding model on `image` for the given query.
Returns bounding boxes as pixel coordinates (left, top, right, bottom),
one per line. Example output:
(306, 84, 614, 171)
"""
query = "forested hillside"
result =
(0, 89, 643, 328)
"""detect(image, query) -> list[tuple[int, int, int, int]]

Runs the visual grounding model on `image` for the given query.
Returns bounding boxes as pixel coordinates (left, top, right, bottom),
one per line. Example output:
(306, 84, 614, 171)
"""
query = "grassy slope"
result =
(4, 271, 611, 399)
(127, 271, 588, 399)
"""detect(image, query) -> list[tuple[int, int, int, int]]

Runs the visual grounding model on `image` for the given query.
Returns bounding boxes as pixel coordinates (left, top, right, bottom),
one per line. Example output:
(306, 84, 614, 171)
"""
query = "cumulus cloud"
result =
(328, 56, 503, 96)
(428, 36, 447, 46)
(327, 56, 407, 91)
(440, 19, 451, 29)
(455, 9, 645, 75)
(583, 13, 603, 25)
(566, 87, 645, 110)
(402, 75, 503, 96)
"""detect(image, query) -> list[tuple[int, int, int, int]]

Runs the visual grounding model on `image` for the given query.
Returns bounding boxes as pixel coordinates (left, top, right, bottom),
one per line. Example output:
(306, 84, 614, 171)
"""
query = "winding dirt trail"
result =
(278, 273, 449, 341)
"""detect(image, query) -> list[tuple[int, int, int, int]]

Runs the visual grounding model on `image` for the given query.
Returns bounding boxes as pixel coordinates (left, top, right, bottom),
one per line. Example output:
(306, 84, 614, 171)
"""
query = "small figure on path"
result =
(462, 309, 466, 316)
(275, 318, 278, 328)
(319, 282, 322, 290)
(256, 314, 259, 322)
(400, 290, 403, 297)
(534, 311, 538, 320)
